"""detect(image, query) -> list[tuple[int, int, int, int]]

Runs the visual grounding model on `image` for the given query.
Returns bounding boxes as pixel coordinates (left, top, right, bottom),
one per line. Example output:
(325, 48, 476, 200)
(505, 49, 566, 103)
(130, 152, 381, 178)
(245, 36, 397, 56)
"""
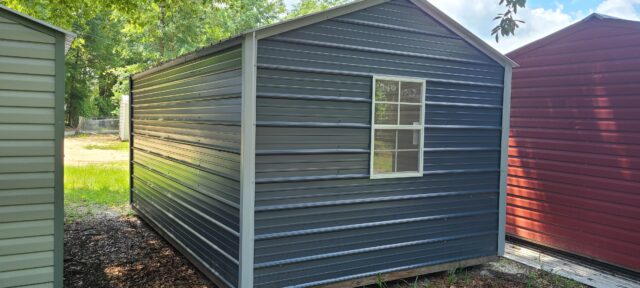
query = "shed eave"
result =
(134, 0, 518, 78)
(0, 4, 76, 53)
(507, 12, 640, 59)
(408, 0, 518, 68)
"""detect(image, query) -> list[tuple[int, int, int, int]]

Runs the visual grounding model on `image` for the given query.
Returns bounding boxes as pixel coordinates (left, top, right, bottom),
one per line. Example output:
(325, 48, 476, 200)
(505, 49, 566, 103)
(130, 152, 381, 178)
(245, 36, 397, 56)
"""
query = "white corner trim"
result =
(498, 65, 512, 256)
(239, 32, 257, 288)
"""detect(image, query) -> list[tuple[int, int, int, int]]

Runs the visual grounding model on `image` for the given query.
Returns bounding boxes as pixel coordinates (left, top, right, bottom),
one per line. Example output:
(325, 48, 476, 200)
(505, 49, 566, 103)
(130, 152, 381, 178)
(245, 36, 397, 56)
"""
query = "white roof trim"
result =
(0, 4, 76, 53)
(409, 0, 518, 67)
(249, 0, 517, 67)
(136, 0, 517, 77)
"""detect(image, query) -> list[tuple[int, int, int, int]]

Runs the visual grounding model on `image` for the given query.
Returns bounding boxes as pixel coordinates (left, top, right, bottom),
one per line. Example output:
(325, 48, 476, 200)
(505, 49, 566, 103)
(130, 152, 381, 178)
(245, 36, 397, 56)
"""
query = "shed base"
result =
(317, 255, 498, 288)
(132, 205, 232, 288)
(135, 203, 496, 288)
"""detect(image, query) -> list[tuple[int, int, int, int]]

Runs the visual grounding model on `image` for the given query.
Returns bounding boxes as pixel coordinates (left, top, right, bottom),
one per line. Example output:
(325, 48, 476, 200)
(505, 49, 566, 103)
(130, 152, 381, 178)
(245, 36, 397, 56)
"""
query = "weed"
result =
(376, 274, 388, 288)
(447, 268, 458, 285)
(408, 276, 420, 288)
(526, 271, 537, 288)
(461, 269, 471, 285)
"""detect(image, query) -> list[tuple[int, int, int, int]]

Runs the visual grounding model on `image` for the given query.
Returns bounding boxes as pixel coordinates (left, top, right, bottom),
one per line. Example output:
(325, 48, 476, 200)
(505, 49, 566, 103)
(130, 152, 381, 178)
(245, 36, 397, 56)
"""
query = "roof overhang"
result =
(248, 0, 518, 68)
(508, 12, 640, 58)
(134, 0, 518, 78)
(0, 4, 76, 54)
(409, 0, 518, 67)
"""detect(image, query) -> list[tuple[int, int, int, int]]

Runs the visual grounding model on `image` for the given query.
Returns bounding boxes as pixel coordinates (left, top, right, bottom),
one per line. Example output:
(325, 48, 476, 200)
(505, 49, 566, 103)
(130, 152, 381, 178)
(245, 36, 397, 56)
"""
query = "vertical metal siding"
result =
(253, 1, 504, 286)
(0, 12, 59, 288)
(507, 19, 640, 272)
(130, 47, 243, 287)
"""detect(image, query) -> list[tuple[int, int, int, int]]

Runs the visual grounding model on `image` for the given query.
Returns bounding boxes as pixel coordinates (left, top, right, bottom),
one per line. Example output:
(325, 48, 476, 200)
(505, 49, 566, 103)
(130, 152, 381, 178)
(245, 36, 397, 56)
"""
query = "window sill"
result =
(370, 172, 423, 179)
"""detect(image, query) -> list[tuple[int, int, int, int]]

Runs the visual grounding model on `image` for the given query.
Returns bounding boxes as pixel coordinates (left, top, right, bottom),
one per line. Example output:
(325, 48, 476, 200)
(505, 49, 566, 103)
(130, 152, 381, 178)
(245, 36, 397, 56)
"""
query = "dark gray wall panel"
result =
(254, 0, 504, 286)
(131, 46, 241, 287)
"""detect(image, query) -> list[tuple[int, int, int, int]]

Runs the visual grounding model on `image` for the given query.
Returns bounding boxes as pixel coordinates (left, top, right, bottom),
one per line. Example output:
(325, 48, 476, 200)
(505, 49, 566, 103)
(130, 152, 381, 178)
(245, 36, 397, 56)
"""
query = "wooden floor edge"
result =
(316, 255, 498, 288)
(132, 205, 232, 288)
(504, 242, 640, 288)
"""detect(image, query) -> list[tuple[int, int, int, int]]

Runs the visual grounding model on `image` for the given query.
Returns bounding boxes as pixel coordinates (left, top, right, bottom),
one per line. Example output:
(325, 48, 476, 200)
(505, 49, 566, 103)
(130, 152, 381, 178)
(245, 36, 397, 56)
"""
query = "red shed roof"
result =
(508, 13, 640, 59)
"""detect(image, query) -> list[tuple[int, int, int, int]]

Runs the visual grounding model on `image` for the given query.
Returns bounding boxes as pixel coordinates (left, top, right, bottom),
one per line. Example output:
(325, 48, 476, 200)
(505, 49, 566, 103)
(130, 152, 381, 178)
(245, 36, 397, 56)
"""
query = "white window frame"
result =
(370, 75, 426, 179)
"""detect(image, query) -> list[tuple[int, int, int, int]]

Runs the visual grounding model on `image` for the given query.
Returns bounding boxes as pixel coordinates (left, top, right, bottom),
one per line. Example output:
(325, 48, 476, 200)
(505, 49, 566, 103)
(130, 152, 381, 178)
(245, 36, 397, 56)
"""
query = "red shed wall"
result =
(507, 18, 640, 272)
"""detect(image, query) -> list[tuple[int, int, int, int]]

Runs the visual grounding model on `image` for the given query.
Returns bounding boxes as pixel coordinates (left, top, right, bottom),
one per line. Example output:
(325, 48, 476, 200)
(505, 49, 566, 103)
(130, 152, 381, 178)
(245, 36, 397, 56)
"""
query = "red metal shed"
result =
(506, 13, 640, 272)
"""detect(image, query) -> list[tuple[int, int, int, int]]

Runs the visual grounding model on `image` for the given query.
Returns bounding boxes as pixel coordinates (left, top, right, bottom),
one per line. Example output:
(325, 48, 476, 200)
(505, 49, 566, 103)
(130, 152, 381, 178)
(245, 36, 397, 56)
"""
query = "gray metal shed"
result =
(129, 1, 516, 287)
(0, 5, 75, 288)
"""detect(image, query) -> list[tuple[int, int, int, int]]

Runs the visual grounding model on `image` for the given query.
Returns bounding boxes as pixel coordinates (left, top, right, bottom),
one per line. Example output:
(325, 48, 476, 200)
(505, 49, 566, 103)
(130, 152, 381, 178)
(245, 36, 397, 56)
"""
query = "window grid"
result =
(370, 76, 426, 179)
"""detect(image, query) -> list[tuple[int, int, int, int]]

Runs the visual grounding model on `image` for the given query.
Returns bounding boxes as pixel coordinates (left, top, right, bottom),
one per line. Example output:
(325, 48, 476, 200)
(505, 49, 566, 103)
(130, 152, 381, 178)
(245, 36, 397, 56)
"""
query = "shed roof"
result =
(134, 0, 517, 79)
(508, 12, 640, 58)
(0, 4, 76, 53)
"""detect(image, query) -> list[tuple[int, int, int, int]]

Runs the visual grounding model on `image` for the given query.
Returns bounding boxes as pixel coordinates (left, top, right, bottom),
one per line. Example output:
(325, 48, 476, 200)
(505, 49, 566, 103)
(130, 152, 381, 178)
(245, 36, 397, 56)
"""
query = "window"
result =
(370, 76, 425, 179)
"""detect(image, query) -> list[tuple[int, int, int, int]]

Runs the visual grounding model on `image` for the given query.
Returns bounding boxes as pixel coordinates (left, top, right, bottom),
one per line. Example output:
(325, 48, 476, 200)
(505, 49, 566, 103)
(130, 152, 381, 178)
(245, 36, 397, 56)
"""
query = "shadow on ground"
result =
(64, 214, 215, 288)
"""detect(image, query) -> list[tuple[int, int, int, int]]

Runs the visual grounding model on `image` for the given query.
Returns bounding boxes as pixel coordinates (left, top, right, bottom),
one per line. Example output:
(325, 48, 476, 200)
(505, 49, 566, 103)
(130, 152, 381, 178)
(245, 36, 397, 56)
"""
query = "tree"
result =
(287, 0, 348, 18)
(493, 0, 526, 42)
(0, 0, 285, 126)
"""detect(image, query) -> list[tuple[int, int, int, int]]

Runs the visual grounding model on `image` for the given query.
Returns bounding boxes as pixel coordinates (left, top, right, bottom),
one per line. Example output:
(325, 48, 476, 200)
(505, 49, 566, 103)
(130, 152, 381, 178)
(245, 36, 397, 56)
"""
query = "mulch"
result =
(64, 215, 215, 288)
(64, 215, 583, 288)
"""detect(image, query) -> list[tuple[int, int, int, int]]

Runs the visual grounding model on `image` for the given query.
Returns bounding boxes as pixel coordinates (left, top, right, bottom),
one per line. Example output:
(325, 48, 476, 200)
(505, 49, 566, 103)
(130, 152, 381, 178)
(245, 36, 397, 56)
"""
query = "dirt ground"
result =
(64, 135, 585, 288)
(64, 213, 581, 288)
(65, 134, 129, 165)
(64, 215, 214, 288)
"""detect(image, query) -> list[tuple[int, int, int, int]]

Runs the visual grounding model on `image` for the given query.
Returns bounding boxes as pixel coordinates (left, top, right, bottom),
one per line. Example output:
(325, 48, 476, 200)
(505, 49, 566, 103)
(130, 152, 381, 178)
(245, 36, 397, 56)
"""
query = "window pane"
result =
(375, 103, 398, 125)
(374, 130, 396, 150)
(398, 129, 420, 150)
(397, 150, 420, 172)
(399, 104, 421, 125)
(401, 82, 422, 103)
(374, 151, 395, 174)
(375, 80, 399, 102)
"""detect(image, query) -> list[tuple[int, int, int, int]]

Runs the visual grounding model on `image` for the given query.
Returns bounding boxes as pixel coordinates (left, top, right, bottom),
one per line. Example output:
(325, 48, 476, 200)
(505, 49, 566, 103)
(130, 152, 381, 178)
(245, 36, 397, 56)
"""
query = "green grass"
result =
(83, 141, 129, 151)
(64, 161, 129, 220)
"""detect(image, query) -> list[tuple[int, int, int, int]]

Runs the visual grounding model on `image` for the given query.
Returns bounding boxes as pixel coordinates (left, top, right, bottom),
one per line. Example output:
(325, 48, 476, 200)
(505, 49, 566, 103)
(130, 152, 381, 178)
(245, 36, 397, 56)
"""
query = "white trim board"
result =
(498, 65, 512, 256)
(504, 242, 640, 288)
(134, 0, 517, 80)
(239, 32, 257, 288)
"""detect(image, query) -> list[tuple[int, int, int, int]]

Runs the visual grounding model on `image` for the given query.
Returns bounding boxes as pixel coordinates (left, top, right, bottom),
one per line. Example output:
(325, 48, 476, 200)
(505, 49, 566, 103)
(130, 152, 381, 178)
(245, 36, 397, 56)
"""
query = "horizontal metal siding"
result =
(131, 47, 242, 287)
(0, 13, 57, 288)
(253, 1, 504, 287)
(507, 20, 640, 272)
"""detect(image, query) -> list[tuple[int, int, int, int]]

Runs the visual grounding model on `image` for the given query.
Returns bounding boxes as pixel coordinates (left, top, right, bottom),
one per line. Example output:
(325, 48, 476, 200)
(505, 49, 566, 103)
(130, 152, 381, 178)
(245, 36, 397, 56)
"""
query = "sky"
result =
(283, 0, 640, 53)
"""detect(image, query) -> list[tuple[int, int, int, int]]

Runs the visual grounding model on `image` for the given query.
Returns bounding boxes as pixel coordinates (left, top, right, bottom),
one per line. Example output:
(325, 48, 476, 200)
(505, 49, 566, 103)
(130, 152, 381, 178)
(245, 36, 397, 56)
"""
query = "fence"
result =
(77, 117, 119, 134)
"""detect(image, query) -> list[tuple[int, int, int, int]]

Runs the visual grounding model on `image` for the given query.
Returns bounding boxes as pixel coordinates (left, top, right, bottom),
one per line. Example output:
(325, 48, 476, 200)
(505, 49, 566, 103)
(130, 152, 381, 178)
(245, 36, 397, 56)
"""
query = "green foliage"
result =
(0, 0, 526, 125)
(287, 0, 349, 18)
(1, 0, 285, 126)
(492, 0, 527, 42)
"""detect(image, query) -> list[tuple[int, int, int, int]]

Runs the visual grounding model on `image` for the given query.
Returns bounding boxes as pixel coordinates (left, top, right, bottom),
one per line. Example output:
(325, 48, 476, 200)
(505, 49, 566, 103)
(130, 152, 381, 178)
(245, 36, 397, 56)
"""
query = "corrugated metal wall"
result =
(130, 46, 243, 287)
(0, 13, 58, 288)
(507, 18, 640, 272)
(253, 1, 505, 286)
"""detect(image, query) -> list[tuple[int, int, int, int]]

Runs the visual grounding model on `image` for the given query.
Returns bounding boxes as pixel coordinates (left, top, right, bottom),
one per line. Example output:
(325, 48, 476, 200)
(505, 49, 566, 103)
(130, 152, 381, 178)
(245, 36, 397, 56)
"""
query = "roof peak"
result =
(135, 0, 516, 78)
